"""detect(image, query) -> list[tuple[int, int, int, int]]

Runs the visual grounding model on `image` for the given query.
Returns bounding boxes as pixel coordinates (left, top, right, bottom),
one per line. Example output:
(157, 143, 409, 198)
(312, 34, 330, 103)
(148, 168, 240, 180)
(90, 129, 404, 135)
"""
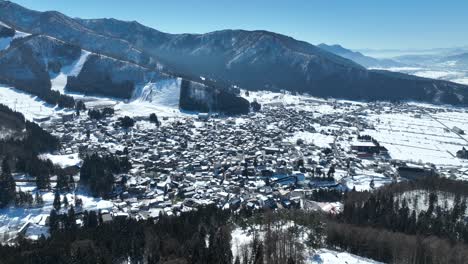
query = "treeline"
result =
(325, 176, 468, 263)
(370, 176, 468, 198)
(233, 209, 325, 264)
(0, 206, 233, 264)
(80, 154, 131, 197)
(0, 156, 46, 208)
(342, 188, 468, 243)
(87, 107, 114, 120)
(41, 89, 76, 108)
(327, 221, 468, 264)
(0, 104, 68, 203)
(308, 188, 343, 202)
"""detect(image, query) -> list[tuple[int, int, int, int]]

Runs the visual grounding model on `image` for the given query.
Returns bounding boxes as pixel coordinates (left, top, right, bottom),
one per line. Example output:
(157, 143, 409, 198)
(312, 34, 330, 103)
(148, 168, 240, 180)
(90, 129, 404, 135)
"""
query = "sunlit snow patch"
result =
(132, 77, 181, 108)
(0, 85, 71, 121)
(309, 248, 383, 264)
(39, 153, 81, 168)
(51, 50, 90, 93)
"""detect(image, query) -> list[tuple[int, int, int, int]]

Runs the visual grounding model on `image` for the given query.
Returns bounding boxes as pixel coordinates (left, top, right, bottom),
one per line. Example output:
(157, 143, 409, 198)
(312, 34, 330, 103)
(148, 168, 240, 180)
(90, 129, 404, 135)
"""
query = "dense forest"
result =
(80, 154, 131, 197)
(1, 176, 468, 263)
(0, 104, 72, 207)
(0, 206, 233, 264)
(326, 176, 468, 264)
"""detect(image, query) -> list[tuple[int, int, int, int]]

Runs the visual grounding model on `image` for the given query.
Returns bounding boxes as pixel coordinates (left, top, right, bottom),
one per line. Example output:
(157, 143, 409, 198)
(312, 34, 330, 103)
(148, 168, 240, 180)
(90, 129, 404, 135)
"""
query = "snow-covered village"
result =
(2, 82, 468, 262)
(2, 1, 468, 263)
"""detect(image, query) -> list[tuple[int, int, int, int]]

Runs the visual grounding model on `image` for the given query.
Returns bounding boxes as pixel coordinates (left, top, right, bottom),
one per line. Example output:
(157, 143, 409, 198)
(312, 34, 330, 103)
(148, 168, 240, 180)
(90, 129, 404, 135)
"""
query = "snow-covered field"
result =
(0, 189, 113, 241)
(371, 66, 468, 86)
(39, 153, 81, 168)
(363, 111, 468, 168)
(0, 184, 113, 242)
(287, 131, 335, 149)
(341, 172, 393, 192)
(0, 85, 73, 121)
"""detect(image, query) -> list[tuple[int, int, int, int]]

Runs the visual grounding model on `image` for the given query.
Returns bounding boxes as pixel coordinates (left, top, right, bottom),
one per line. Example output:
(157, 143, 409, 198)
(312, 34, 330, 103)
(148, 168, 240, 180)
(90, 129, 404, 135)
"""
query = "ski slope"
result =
(0, 85, 71, 121)
(51, 50, 90, 93)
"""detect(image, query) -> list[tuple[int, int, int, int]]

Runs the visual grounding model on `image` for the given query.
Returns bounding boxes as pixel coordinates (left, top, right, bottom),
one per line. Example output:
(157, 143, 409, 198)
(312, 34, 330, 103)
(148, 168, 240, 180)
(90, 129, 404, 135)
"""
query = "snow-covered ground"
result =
(231, 225, 381, 264)
(0, 188, 114, 242)
(39, 153, 81, 168)
(363, 111, 468, 168)
(287, 131, 335, 148)
(132, 78, 181, 108)
(0, 85, 73, 121)
(309, 248, 383, 264)
(0, 36, 12, 51)
(370, 66, 468, 86)
(50, 50, 90, 93)
(341, 172, 393, 192)
(396, 189, 468, 216)
(0, 29, 30, 51)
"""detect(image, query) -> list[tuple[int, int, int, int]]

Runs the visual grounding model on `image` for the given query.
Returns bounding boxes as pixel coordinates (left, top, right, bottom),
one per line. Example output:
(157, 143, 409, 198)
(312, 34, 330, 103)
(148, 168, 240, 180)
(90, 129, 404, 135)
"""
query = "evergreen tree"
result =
(49, 209, 59, 232)
(36, 170, 50, 190)
(0, 158, 16, 208)
(88, 211, 98, 228)
(118, 116, 135, 128)
(35, 191, 44, 206)
(63, 195, 69, 208)
(253, 243, 264, 264)
(67, 206, 76, 230)
(149, 113, 160, 126)
(53, 190, 61, 211)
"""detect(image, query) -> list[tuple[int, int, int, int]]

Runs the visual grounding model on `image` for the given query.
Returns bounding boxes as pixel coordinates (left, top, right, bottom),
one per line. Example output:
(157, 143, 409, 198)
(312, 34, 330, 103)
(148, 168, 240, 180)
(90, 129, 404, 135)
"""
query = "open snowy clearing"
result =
(309, 248, 383, 264)
(0, 85, 73, 121)
(363, 112, 468, 167)
(231, 225, 381, 264)
(0, 189, 114, 241)
(287, 131, 335, 149)
(39, 153, 81, 168)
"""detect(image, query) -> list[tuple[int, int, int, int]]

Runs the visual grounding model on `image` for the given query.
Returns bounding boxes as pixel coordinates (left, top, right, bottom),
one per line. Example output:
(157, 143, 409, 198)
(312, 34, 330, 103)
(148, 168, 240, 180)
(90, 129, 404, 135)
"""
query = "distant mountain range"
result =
(0, 0, 468, 106)
(317, 43, 403, 68)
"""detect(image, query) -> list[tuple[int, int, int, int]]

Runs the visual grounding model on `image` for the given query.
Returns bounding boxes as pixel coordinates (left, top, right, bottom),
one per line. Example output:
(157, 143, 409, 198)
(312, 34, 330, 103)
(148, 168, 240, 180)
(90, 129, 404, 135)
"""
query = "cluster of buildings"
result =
(38, 96, 468, 222)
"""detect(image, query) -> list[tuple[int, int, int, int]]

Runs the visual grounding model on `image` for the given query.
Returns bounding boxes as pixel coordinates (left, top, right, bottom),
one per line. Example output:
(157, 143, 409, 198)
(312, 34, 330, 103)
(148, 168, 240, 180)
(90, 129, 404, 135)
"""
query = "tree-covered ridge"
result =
(0, 104, 64, 207)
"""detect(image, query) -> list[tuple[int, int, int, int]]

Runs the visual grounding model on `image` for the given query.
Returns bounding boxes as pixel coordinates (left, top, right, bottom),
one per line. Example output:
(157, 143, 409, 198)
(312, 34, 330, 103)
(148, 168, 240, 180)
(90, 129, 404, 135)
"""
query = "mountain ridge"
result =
(0, 0, 468, 106)
(318, 43, 404, 68)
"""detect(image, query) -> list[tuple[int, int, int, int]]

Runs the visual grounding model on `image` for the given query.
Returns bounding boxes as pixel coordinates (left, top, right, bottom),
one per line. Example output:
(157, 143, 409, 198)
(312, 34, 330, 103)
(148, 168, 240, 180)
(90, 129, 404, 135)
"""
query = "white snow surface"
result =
(287, 131, 335, 148)
(0, 85, 73, 121)
(0, 29, 29, 51)
(0, 21, 11, 28)
(309, 248, 383, 264)
(12, 30, 30, 39)
(39, 153, 81, 168)
(0, 37, 12, 51)
(231, 225, 381, 264)
(51, 50, 90, 93)
(132, 78, 181, 108)
(0, 190, 114, 241)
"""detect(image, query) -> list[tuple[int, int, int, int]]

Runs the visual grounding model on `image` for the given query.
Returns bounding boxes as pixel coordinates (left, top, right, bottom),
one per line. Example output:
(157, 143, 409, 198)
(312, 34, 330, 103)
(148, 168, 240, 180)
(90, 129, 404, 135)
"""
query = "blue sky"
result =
(11, 0, 468, 50)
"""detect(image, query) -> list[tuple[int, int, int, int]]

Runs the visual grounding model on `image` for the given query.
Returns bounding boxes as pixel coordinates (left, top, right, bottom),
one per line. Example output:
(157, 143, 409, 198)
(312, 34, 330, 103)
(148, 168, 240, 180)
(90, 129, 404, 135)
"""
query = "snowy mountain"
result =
(318, 43, 404, 68)
(0, 0, 468, 106)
